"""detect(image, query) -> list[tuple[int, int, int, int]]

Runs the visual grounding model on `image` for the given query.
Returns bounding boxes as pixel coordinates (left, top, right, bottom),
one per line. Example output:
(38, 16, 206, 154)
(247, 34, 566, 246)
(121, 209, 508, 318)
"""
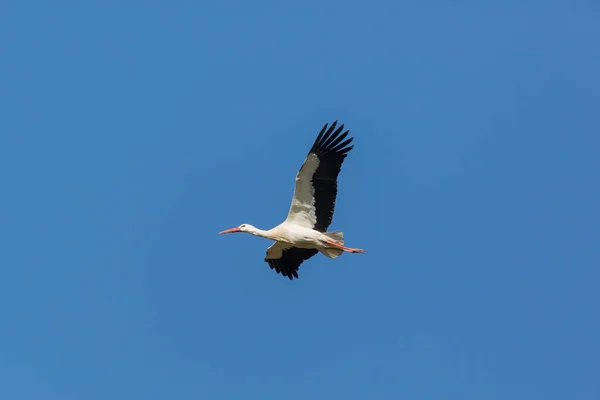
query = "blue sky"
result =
(1, 3, 599, 399)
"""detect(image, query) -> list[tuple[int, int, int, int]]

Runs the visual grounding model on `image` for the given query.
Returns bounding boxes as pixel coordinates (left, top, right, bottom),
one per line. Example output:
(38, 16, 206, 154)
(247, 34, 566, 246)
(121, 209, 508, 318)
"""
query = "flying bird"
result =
(219, 121, 365, 280)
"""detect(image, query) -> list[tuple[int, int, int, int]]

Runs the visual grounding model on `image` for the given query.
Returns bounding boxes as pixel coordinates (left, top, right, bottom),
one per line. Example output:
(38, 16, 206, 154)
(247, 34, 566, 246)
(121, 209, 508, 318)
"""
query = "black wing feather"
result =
(265, 247, 318, 280)
(306, 120, 354, 232)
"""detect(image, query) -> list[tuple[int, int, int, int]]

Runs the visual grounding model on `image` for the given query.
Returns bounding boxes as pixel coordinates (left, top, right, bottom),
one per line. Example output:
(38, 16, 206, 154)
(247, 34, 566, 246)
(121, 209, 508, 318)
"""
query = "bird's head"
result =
(219, 223, 255, 235)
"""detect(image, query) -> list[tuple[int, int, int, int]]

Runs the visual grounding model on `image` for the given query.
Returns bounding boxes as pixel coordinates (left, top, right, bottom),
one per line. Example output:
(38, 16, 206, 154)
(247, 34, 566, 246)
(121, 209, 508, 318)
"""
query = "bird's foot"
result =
(326, 240, 366, 254)
(347, 247, 366, 254)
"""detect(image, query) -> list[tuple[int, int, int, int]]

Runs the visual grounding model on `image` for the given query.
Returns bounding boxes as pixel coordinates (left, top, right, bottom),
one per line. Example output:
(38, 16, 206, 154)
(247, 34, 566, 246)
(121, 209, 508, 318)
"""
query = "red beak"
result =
(219, 227, 241, 234)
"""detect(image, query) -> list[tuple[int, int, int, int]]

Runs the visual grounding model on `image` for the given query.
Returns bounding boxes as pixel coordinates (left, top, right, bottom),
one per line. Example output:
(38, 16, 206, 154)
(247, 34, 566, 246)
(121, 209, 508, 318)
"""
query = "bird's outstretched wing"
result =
(264, 241, 318, 280)
(285, 121, 354, 232)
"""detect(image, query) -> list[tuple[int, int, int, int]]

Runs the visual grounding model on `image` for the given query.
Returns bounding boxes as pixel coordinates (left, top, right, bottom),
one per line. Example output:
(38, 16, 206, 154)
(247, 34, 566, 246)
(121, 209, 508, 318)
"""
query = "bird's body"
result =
(271, 224, 328, 248)
(219, 121, 365, 280)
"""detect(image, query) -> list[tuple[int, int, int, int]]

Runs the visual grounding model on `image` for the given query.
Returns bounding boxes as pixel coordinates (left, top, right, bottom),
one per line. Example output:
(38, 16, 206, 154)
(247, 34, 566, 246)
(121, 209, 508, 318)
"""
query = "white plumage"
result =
(285, 153, 320, 228)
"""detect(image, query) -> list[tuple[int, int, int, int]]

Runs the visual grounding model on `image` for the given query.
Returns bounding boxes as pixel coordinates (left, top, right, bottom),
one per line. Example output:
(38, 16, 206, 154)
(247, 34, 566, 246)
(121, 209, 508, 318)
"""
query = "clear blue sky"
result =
(1, 3, 599, 399)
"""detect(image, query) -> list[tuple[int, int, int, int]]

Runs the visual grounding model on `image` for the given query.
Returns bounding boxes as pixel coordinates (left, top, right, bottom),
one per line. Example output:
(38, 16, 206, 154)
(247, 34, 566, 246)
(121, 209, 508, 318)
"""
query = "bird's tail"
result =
(320, 231, 345, 258)
(323, 231, 344, 245)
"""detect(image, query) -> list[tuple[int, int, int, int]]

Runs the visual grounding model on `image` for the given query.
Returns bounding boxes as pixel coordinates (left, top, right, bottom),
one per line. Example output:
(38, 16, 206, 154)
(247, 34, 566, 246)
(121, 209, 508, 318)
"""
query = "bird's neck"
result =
(249, 227, 275, 240)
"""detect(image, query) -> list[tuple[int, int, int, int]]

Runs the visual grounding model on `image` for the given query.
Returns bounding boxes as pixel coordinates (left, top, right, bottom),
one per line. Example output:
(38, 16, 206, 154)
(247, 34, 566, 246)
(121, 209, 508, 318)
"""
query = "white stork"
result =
(219, 121, 365, 280)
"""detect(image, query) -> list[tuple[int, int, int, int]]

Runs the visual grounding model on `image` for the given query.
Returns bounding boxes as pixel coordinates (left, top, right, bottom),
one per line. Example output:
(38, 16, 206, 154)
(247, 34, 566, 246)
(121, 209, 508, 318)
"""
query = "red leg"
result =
(326, 240, 366, 254)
